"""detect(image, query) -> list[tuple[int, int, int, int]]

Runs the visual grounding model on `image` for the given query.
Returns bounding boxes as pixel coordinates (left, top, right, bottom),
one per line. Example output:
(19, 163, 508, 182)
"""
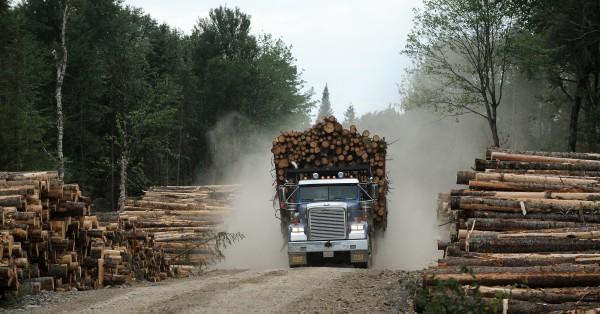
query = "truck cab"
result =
(277, 166, 378, 268)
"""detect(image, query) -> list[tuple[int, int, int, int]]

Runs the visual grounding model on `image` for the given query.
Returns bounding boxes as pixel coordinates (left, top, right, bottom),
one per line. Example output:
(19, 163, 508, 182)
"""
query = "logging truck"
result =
(277, 165, 379, 268)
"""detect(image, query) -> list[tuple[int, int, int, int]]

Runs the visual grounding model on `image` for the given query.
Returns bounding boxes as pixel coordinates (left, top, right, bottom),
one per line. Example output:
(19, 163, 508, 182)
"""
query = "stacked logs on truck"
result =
(272, 116, 388, 225)
(429, 149, 600, 313)
(119, 185, 237, 275)
(0, 171, 152, 297)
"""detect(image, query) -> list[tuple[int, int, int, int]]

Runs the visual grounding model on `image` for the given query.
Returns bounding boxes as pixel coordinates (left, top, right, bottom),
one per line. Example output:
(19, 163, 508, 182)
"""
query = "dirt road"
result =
(3, 268, 416, 313)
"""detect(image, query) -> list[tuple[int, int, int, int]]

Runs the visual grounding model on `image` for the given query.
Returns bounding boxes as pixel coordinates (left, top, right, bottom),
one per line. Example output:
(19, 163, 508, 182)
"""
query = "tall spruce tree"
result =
(317, 84, 333, 120)
(343, 103, 356, 127)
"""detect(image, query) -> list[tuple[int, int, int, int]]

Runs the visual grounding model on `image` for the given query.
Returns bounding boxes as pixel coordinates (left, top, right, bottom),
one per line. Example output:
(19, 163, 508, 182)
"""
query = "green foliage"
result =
(406, 268, 505, 314)
(404, 0, 520, 147)
(513, 0, 600, 151)
(343, 103, 356, 127)
(0, 2, 312, 208)
(317, 84, 333, 120)
(0, 5, 54, 170)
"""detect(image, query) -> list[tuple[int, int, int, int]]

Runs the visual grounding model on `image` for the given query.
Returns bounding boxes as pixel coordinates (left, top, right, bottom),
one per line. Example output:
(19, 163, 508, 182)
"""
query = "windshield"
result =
(299, 185, 357, 202)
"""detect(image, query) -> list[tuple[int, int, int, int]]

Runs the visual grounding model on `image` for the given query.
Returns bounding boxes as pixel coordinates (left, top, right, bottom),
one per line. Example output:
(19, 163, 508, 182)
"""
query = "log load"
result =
(119, 185, 238, 271)
(271, 116, 388, 226)
(426, 149, 600, 312)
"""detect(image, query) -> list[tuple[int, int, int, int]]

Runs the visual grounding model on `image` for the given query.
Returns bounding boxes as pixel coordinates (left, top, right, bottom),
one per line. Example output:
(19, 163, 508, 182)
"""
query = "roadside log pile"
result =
(119, 185, 237, 274)
(272, 116, 388, 225)
(0, 171, 138, 296)
(429, 149, 600, 313)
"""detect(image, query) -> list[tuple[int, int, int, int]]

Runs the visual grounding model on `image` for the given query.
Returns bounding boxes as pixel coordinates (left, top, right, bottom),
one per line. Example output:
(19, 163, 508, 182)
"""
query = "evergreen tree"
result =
(317, 84, 333, 120)
(0, 2, 313, 208)
(343, 103, 356, 127)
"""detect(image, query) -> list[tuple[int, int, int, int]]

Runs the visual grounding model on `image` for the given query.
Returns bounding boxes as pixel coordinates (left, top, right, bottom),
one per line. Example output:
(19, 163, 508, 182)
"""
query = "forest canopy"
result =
(0, 0, 313, 209)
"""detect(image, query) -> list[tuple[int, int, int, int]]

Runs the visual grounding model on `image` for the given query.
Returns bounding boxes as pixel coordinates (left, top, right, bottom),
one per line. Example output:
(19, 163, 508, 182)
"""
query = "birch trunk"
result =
(118, 123, 128, 212)
(55, 1, 69, 180)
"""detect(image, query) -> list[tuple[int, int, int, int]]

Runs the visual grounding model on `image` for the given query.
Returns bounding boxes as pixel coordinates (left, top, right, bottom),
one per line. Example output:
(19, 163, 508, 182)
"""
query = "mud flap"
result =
(350, 251, 369, 264)
(289, 253, 307, 266)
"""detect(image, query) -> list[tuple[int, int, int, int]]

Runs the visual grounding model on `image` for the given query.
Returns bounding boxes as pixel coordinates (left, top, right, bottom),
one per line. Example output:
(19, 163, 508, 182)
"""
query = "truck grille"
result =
(308, 207, 346, 240)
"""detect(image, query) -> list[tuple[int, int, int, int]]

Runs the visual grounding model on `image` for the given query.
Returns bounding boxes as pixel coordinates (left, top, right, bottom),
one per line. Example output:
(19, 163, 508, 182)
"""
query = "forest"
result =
(402, 0, 600, 152)
(1, 0, 599, 210)
(0, 0, 313, 209)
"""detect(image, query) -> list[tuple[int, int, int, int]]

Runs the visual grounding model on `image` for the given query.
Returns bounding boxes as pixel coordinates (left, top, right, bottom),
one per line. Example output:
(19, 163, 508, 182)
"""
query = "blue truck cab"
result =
(277, 166, 378, 268)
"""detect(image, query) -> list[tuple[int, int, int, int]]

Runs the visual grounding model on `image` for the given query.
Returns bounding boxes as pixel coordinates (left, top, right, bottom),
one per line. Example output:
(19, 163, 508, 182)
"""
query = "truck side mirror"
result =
(277, 186, 287, 209)
(370, 183, 379, 201)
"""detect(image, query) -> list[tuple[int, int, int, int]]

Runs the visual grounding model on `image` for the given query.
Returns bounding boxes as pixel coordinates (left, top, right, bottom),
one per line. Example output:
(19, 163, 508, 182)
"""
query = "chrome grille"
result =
(308, 207, 346, 240)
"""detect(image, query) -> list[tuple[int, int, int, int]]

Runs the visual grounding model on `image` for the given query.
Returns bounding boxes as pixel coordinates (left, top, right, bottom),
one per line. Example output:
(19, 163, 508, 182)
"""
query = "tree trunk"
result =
(476, 286, 600, 304)
(55, 1, 69, 180)
(458, 218, 596, 231)
(488, 117, 500, 148)
(568, 78, 587, 152)
(458, 210, 600, 223)
(486, 148, 600, 161)
(118, 121, 128, 212)
(424, 264, 600, 287)
(458, 237, 600, 253)
(439, 252, 600, 267)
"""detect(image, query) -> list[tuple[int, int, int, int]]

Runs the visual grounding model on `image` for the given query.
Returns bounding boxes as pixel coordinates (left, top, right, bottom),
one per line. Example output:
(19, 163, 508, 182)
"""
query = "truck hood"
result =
(306, 202, 347, 209)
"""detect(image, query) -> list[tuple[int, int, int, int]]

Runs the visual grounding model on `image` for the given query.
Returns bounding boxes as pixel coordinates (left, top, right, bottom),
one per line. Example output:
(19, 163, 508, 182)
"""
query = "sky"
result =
(123, 0, 422, 118)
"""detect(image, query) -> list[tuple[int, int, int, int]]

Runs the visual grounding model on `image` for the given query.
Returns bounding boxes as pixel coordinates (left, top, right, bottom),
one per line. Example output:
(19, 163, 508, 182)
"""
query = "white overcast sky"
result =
(123, 0, 422, 118)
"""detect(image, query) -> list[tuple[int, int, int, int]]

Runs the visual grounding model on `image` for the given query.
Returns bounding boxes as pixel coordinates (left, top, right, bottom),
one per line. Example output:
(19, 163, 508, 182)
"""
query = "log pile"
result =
(0, 171, 173, 298)
(119, 185, 237, 274)
(271, 116, 388, 225)
(429, 149, 600, 312)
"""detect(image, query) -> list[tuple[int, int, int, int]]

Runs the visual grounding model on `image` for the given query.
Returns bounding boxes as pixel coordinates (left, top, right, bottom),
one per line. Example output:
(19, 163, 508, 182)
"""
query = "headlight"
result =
(351, 224, 364, 231)
(291, 226, 304, 233)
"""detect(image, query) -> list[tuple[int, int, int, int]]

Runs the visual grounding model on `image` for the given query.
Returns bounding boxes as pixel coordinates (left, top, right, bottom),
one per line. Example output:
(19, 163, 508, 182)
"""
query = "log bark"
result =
(451, 189, 600, 201)
(439, 253, 600, 267)
(424, 264, 600, 287)
(458, 237, 600, 253)
(476, 158, 600, 172)
(452, 196, 600, 214)
(459, 210, 600, 223)
(486, 148, 600, 161)
(475, 285, 600, 303)
(490, 152, 600, 167)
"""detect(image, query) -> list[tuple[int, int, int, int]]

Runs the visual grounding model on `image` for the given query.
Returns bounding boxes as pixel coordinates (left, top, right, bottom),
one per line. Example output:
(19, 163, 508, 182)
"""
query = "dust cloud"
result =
(216, 146, 289, 269)
(210, 109, 489, 270)
(209, 113, 292, 269)
(359, 108, 489, 270)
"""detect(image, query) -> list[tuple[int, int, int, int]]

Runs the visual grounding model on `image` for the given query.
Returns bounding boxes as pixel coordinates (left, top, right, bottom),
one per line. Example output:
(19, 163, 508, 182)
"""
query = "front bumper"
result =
(288, 239, 369, 253)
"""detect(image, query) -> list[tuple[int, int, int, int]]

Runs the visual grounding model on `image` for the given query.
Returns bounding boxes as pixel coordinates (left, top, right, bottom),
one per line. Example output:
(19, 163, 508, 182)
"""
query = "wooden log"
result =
(0, 186, 37, 197)
(458, 227, 600, 240)
(487, 148, 600, 161)
(469, 180, 600, 192)
(0, 195, 23, 208)
(459, 210, 600, 223)
(103, 273, 131, 285)
(452, 196, 600, 214)
(468, 172, 600, 186)
(29, 276, 54, 291)
(451, 189, 600, 201)
(475, 285, 600, 303)
(423, 264, 600, 287)
(458, 237, 600, 253)
(48, 264, 68, 279)
(476, 158, 600, 172)
(459, 218, 597, 231)
(483, 298, 600, 314)
(126, 200, 206, 211)
(490, 152, 600, 167)
(47, 179, 64, 198)
(439, 253, 600, 267)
